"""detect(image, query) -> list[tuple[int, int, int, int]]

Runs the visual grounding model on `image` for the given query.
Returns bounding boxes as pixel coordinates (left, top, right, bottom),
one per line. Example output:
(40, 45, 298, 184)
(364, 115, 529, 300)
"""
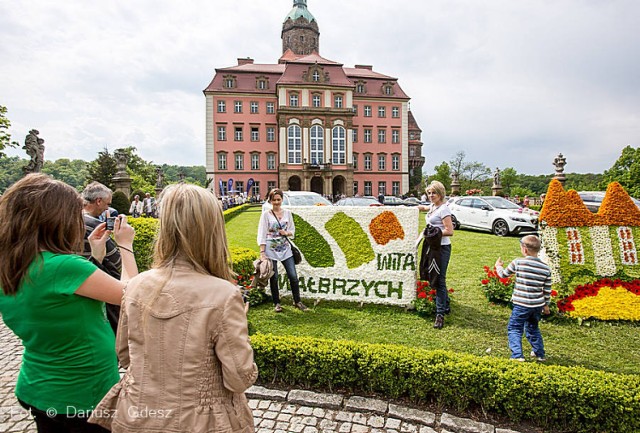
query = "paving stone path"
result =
(1, 319, 522, 433)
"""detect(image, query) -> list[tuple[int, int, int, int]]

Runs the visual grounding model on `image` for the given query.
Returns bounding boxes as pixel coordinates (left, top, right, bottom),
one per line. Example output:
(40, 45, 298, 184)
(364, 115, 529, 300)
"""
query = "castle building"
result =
(204, 0, 424, 198)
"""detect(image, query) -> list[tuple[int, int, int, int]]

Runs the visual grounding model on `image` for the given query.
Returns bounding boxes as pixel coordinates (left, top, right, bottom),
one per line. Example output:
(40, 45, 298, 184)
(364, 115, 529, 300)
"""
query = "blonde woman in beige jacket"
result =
(90, 184, 258, 433)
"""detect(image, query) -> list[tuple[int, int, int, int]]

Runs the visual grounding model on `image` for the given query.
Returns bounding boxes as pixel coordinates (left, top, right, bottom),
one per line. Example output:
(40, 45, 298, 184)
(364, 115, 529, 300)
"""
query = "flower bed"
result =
(539, 180, 640, 321)
(413, 280, 454, 316)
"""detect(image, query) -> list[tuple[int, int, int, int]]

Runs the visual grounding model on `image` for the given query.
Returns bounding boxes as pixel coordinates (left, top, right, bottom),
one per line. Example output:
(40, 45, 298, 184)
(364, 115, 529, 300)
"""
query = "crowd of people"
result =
(0, 174, 553, 432)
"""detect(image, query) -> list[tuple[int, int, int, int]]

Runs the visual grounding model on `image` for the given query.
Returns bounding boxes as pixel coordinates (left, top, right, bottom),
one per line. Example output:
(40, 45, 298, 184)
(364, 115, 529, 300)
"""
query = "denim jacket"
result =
(90, 261, 258, 432)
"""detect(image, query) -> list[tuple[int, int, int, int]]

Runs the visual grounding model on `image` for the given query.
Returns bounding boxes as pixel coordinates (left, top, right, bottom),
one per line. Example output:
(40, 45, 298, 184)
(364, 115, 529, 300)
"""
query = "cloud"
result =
(1, 0, 638, 176)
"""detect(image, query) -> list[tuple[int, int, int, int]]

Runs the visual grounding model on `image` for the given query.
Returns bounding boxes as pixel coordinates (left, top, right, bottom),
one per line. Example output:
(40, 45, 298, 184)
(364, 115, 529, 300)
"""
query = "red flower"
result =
(417, 292, 427, 299)
(481, 279, 489, 285)
(551, 290, 558, 297)
(448, 288, 455, 293)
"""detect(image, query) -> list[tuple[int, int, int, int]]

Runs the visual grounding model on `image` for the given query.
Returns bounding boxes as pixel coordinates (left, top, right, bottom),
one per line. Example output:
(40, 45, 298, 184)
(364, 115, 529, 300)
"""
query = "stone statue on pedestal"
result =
(22, 129, 45, 174)
(114, 151, 128, 175)
(552, 153, 567, 186)
(493, 167, 501, 188)
(155, 166, 165, 189)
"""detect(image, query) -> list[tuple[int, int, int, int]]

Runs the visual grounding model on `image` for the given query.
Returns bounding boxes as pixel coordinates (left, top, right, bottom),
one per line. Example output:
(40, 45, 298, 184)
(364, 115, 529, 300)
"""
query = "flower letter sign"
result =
(276, 206, 419, 307)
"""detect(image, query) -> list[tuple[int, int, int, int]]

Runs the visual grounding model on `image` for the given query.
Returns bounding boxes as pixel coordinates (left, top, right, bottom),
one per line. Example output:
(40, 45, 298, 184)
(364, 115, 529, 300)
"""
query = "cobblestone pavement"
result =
(1, 318, 522, 433)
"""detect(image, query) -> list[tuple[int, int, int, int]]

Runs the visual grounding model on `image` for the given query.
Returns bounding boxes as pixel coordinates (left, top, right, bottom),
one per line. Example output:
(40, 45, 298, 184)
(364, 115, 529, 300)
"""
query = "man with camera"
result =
(81, 182, 122, 333)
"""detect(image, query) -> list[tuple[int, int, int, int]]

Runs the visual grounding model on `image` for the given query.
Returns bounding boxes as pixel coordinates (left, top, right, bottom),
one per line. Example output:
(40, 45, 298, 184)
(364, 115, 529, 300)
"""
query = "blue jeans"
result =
(507, 305, 545, 359)
(436, 244, 451, 315)
(270, 256, 301, 304)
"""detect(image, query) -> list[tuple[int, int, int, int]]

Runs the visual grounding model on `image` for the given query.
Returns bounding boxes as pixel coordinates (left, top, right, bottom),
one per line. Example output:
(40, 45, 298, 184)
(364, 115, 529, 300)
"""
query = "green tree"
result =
(0, 156, 24, 193)
(448, 151, 491, 192)
(86, 148, 117, 189)
(601, 146, 640, 197)
(0, 105, 19, 158)
(429, 162, 451, 191)
(499, 167, 518, 196)
(42, 158, 88, 191)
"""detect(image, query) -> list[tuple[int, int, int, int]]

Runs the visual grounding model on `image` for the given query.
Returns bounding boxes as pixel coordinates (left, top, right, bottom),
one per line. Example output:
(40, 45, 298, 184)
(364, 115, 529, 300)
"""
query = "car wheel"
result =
(492, 219, 509, 236)
(451, 214, 460, 230)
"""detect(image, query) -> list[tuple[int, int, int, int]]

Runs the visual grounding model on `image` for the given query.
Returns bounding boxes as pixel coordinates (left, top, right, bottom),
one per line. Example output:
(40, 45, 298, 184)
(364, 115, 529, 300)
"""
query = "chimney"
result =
(355, 64, 373, 70)
(238, 58, 254, 66)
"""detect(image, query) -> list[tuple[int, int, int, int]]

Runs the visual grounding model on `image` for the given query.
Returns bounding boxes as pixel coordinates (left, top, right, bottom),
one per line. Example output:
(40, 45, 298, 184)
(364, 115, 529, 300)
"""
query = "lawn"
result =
(226, 206, 640, 376)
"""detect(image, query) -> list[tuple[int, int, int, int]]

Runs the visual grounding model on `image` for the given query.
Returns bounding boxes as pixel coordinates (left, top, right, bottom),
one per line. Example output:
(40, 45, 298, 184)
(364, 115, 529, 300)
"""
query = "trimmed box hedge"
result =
(250, 333, 640, 433)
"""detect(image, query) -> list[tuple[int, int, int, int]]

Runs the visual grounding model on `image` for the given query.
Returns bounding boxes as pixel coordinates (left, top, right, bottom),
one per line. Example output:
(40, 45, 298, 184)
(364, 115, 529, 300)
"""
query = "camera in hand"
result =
(106, 216, 117, 231)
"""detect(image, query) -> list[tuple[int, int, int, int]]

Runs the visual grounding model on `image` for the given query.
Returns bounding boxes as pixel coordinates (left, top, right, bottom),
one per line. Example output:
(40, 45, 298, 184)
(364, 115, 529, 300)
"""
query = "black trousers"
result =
(18, 400, 109, 433)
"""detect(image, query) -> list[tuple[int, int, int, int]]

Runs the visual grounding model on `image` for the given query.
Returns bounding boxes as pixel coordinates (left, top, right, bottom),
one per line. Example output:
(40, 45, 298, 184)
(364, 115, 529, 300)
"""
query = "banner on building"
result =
(227, 179, 234, 193)
(246, 178, 255, 194)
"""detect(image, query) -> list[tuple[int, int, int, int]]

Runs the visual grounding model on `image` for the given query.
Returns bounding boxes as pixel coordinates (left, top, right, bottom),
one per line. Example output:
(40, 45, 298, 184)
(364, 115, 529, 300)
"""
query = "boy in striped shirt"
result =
(496, 235, 552, 362)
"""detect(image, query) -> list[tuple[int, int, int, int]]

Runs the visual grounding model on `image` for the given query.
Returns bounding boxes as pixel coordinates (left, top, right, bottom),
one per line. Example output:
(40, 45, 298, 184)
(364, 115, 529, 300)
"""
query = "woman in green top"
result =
(0, 173, 138, 433)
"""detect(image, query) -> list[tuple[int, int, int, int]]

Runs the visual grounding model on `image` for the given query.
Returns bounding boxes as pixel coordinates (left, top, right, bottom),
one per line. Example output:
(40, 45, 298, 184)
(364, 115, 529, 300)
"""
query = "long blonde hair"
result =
(0, 174, 84, 295)
(153, 183, 234, 281)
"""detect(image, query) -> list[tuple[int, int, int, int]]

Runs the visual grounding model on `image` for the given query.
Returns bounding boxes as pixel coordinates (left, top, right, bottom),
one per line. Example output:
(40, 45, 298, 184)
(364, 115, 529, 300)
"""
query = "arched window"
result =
(332, 126, 346, 164)
(287, 125, 302, 164)
(310, 125, 324, 165)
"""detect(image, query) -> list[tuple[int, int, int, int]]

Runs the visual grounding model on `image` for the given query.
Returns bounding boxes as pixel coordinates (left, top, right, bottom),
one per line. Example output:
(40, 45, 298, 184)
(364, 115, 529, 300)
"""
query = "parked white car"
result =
(262, 191, 332, 212)
(448, 196, 538, 236)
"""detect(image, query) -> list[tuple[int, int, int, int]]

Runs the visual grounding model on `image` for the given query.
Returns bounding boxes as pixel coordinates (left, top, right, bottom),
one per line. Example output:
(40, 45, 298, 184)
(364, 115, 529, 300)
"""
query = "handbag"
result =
(271, 210, 302, 265)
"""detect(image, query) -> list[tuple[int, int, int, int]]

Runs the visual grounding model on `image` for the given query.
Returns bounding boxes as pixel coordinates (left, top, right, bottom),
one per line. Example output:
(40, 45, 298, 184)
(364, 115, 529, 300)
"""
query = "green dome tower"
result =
(282, 0, 320, 55)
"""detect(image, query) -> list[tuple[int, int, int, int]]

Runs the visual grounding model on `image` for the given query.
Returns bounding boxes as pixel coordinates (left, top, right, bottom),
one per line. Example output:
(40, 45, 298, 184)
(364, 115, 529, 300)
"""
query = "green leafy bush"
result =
(111, 191, 130, 215)
(325, 212, 374, 269)
(251, 333, 640, 433)
(128, 217, 159, 272)
(230, 246, 268, 306)
(292, 213, 335, 268)
(224, 204, 250, 223)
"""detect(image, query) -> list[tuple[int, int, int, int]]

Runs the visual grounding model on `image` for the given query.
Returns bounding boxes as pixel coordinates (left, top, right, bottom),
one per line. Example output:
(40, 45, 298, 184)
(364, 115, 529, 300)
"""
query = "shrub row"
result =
(127, 204, 251, 272)
(250, 333, 640, 433)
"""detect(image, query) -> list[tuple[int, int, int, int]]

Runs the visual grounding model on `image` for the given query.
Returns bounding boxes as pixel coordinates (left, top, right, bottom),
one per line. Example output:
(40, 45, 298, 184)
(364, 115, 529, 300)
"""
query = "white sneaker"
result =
(530, 350, 546, 362)
(511, 357, 526, 362)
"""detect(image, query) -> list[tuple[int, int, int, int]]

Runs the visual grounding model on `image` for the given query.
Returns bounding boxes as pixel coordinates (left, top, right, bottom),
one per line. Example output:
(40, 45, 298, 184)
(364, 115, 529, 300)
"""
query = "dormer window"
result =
(223, 75, 236, 89)
(383, 84, 394, 95)
(256, 77, 269, 90)
(312, 70, 320, 82)
(357, 84, 365, 93)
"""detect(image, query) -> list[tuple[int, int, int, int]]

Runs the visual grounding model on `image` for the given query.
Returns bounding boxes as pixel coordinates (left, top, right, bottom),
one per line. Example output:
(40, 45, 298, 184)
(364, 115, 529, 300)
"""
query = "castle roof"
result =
(284, 0, 316, 23)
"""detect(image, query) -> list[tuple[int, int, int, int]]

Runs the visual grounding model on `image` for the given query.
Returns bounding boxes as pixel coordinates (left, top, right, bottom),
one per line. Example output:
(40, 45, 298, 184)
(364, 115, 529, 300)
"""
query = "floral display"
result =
(413, 280, 454, 316)
(557, 279, 640, 321)
(369, 211, 405, 245)
(465, 188, 483, 196)
(539, 180, 640, 321)
(480, 266, 514, 305)
(278, 206, 419, 306)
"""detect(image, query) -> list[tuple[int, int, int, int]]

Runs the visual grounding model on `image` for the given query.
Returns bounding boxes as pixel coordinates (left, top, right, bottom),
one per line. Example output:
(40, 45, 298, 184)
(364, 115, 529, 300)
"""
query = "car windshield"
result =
(287, 194, 331, 206)
(483, 197, 521, 209)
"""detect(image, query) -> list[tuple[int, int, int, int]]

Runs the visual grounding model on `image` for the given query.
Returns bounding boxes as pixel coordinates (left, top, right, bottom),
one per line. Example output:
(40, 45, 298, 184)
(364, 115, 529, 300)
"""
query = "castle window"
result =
(364, 181, 372, 196)
(332, 126, 346, 164)
(310, 125, 324, 165)
(364, 105, 372, 117)
(392, 154, 400, 170)
(312, 70, 320, 82)
(384, 85, 393, 95)
(356, 84, 365, 93)
(287, 125, 302, 164)
(266, 102, 275, 114)
(566, 228, 585, 264)
(392, 106, 400, 118)
(217, 153, 227, 170)
(334, 95, 343, 108)
(618, 227, 638, 265)
(289, 93, 299, 107)
(392, 181, 400, 196)
(224, 77, 236, 88)
(217, 100, 226, 113)
(312, 94, 321, 108)
(234, 153, 244, 170)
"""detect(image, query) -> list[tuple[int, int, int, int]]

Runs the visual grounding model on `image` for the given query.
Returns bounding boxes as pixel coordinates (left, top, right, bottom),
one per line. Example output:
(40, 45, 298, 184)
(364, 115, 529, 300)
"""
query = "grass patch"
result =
(227, 207, 640, 376)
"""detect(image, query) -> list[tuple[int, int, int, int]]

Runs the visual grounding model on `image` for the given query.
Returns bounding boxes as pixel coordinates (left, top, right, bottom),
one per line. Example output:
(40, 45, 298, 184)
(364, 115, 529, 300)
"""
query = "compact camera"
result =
(106, 216, 117, 231)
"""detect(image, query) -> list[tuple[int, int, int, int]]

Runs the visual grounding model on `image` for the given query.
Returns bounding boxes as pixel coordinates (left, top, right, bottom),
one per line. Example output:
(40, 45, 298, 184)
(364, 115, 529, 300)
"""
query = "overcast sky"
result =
(1, 0, 638, 176)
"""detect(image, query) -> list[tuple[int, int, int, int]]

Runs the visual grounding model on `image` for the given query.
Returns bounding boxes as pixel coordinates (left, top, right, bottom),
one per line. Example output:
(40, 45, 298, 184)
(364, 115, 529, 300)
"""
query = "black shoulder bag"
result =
(271, 210, 302, 265)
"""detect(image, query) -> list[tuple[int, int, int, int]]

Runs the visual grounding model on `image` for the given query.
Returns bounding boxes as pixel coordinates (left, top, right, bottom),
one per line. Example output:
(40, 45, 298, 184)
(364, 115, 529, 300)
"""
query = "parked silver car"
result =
(578, 191, 640, 213)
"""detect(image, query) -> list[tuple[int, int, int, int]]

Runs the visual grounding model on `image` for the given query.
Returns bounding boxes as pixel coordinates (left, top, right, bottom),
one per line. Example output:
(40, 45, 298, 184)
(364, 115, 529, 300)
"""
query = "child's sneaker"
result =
(530, 350, 546, 362)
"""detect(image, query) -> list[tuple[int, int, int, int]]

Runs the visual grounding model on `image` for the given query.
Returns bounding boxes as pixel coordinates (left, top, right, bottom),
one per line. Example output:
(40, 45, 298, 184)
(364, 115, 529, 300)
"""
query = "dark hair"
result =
(0, 174, 85, 295)
(268, 188, 284, 202)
